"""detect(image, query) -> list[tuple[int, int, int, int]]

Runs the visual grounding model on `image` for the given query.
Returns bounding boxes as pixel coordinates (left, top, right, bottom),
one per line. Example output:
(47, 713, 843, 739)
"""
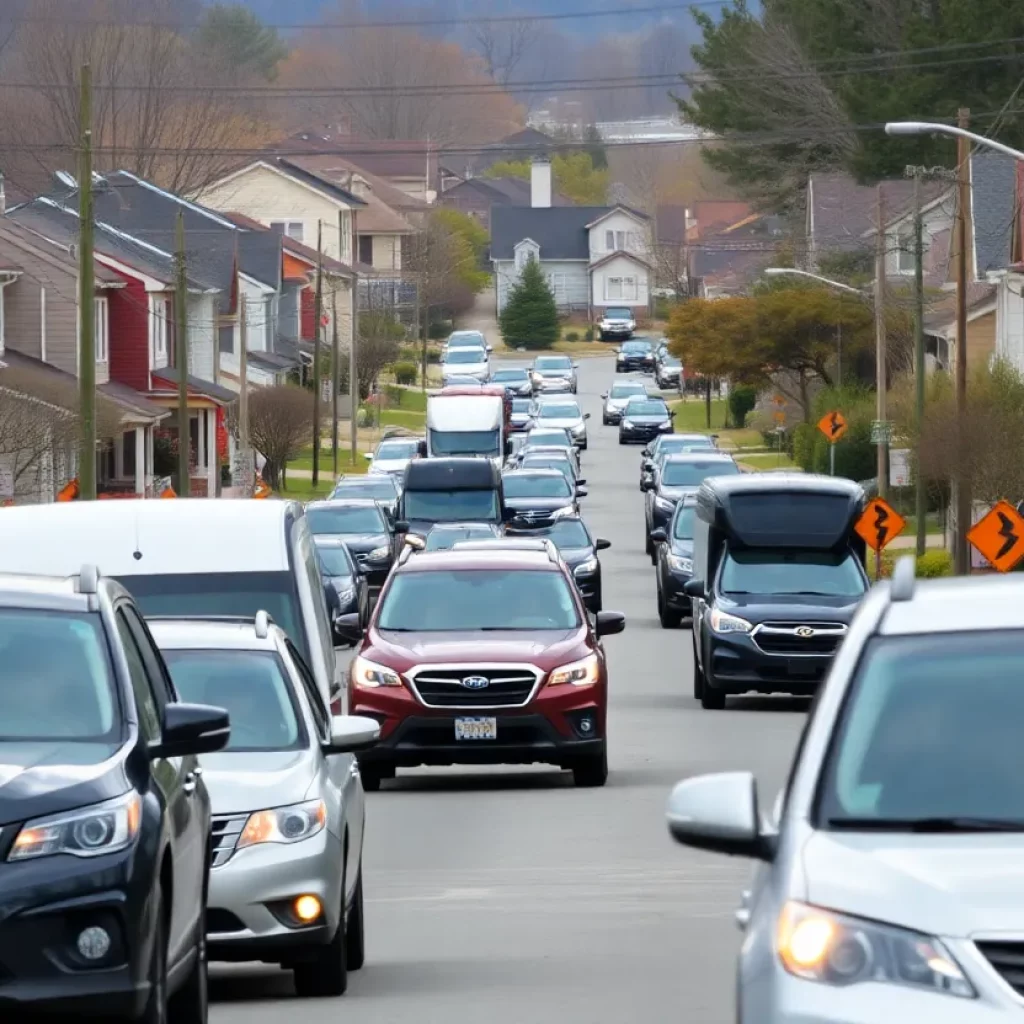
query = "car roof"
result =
(527, 427, 571, 437)
(521, 449, 573, 461)
(148, 616, 283, 652)
(307, 498, 383, 509)
(702, 472, 861, 500)
(661, 452, 735, 464)
(493, 366, 528, 374)
(334, 475, 396, 485)
(503, 468, 567, 479)
(395, 549, 560, 572)
(880, 574, 1024, 636)
(0, 571, 96, 613)
(428, 521, 500, 532)
(405, 457, 499, 488)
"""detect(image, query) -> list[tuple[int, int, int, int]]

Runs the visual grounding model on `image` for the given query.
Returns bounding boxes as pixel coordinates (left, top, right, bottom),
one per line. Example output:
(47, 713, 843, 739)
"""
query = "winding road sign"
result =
(855, 497, 906, 553)
(968, 501, 1024, 572)
(817, 410, 847, 443)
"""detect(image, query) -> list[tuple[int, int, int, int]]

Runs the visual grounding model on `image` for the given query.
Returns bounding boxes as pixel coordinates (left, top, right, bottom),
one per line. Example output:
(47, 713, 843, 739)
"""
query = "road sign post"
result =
(817, 411, 847, 476)
(854, 497, 907, 580)
(967, 500, 1024, 572)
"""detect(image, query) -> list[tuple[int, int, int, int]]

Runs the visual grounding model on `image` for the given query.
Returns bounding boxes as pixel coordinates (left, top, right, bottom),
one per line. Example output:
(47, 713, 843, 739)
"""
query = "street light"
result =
(763, 267, 866, 296)
(885, 122, 1024, 162)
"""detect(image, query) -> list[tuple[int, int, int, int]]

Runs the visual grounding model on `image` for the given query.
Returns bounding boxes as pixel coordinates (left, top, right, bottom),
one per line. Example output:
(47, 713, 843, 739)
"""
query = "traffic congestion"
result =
(0, 333, 1015, 1024)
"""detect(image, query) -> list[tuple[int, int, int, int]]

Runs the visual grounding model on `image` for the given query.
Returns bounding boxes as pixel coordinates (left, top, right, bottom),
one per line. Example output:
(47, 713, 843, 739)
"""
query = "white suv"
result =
(598, 306, 636, 340)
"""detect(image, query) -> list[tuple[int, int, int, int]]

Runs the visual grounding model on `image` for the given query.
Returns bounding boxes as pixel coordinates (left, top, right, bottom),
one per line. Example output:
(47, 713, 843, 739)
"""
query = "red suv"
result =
(347, 542, 626, 789)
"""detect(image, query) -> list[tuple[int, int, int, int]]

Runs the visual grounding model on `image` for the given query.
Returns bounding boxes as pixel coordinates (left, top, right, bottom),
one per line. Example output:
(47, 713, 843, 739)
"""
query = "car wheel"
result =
(658, 590, 681, 629)
(167, 899, 208, 1024)
(618, 436, 626, 445)
(345, 867, 365, 971)
(293, 869, 349, 997)
(138, 889, 169, 1024)
(602, 415, 610, 426)
(572, 746, 608, 787)
(691, 633, 705, 700)
(696, 640, 726, 710)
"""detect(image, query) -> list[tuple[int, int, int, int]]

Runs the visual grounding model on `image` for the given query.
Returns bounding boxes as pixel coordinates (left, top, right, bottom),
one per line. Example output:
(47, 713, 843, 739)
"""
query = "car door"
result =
(115, 605, 204, 967)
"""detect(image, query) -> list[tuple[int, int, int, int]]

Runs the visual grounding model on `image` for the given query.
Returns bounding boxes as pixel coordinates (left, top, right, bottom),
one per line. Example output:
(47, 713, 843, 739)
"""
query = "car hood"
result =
(370, 459, 411, 474)
(717, 592, 861, 623)
(335, 532, 390, 554)
(368, 628, 584, 670)
(606, 396, 641, 408)
(624, 413, 670, 424)
(0, 741, 129, 826)
(538, 417, 583, 430)
(536, 369, 572, 378)
(505, 495, 574, 510)
(656, 486, 699, 502)
(802, 830, 1024, 938)
(199, 749, 318, 815)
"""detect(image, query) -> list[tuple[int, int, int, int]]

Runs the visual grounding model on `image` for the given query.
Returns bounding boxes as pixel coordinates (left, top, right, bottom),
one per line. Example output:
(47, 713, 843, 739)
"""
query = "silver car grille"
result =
(750, 622, 847, 657)
(407, 664, 542, 709)
(209, 812, 249, 868)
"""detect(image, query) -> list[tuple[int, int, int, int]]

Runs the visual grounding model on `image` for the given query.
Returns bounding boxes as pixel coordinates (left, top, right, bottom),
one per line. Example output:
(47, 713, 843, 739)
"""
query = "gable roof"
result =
(466, 127, 557, 175)
(584, 205, 649, 229)
(808, 173, 922, 256)
(491, 206, 627, 260)
(272, 131, 441, 182)
(589, 250, 651, 271)
(280, 154, 428, 214)
(0, 217, 124, 286)
(441, 175, 573, 207)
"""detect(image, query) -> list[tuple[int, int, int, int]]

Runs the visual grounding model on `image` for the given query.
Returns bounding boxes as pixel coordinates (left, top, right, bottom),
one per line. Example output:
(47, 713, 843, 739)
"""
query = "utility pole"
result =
(331, 290, 340, 478)
(874, 184, 889, 500)
(350, 210, 359, 467)
(312, 220, 323, 488)
(912, 169, 927, 557)
(953, 107, 972, 575)
(239, 293, 250, 494)
(174, 211, 190, 497)
(77, 63, 97, 501)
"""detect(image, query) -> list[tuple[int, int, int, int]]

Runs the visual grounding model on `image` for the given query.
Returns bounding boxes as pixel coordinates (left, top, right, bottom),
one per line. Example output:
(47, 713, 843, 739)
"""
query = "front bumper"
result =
(615, 357, 652, 372)
(601, 325, 635, 337)
(620, 423, 671, 444)
(0, 845, 153, 1018)
(534, 377, 573, 393)
(207, 828, 343, 962)
(705, 631, 832, 695)
(352, 678, 606, 769)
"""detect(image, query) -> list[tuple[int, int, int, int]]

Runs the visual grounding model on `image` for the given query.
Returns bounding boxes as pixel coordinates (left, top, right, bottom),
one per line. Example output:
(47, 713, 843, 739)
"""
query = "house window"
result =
(606, 276, 638, 301)
(270, 221, 304, 242)
(897, 226, 917, 273)
(605, 230, 614, 250)
(516, 246, 536, 271)
(95, 297, 109, 363)
(149, 295, 168, 366)
(548, 272, 566, 304)
(358, 235, 374, 265)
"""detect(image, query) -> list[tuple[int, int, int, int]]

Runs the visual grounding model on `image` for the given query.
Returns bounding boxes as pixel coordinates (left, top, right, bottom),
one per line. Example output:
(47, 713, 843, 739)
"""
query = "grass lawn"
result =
(739, 451, 797, 470)
(287, 449, 369, 474)
(669, 397, 764, 450)
(274, 478, 334, 502)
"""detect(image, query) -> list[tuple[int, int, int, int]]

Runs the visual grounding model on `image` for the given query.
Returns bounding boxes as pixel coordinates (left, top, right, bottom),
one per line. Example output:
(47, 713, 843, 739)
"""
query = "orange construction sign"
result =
(854, 497, 906, 553)
(817, 410, 848, 443)
(253, 478, 272, 499)
(968, 500, 1024, 572)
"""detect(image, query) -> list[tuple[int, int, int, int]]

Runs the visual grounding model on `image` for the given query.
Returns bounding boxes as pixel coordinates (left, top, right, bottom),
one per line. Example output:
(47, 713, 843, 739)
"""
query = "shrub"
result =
(565, 330, 580, 342)
(727, 384, 757, 428)
(428, 321, 450, 340)
(384, 384, 405, 407)
(392, 361, 418, 386)
(583, 327, 595, 341)
(878, 548, 953, 579)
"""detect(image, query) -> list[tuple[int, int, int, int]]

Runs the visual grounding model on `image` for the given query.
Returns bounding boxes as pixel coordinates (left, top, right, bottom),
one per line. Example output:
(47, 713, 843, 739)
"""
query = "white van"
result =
(426, 392, 506, 465)
(0, 499, 341, 712)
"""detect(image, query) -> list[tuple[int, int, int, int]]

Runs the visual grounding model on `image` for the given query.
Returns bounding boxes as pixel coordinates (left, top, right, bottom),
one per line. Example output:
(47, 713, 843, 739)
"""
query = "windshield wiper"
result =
(827, 816, 1024, 833)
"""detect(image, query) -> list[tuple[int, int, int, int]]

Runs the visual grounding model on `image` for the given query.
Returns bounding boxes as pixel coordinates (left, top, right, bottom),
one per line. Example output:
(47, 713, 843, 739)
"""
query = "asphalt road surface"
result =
(209, 355, 808, 1024)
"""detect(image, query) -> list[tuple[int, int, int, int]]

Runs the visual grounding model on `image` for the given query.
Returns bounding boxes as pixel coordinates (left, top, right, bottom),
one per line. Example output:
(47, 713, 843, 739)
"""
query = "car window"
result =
(607, 308, 633, 319)
(719, 549, 866, 598)
(527, 431, 571, 446)
(404, 489, 499, 523)
(626, 401, 669, 416)
(661, 461, 739, 487)
(817, 633, 1024, 827)
(164, 649, 305, 751)
(503, 473, 571, 498)
(535, 357, 572, 369)
(672, 505, 696, 539)
(512, 399, 533, 412)
(115, 610, 161, 741)
(121, 604, 174, 707)
(378, 569, 580, 630)
(286, 640, 330, 739)
(330, 478, 398, 500)
(307, 505, 386, 535)
(375, 440, 418, 460)
(538, 404, 580, 419)
(446, 349, 485, 364)
(316, 543, 356, 577)
(494, 370, 527, 381)
(610, 384, 646, 398)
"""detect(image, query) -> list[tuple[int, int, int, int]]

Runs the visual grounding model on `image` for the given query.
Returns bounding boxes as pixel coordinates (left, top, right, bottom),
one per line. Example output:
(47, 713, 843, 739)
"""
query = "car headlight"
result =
(709, 608, 752, 634)
(549, 652, 600, 687)
(574, 557, 599, 576)
(622, 419, 634, 429)
(352, 655, 402, 688)
(9, 791, 142, 861)
(571, 423, 586, 435)
(777, 902, 974, 999)
(667, 554, 693, 573)
(654, 496, 675, 510)
(550, 505, 575, 518)
(238, 799, 327, 850)
(366, 546, 390, 561)
(659, 420, 672, 429)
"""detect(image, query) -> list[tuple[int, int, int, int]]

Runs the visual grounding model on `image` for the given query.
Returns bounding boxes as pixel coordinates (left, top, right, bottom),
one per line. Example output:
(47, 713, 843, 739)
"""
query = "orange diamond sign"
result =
(817, 410, 847, 443)
(968, 500, 1024, 573)
(855, 497, 906, 553)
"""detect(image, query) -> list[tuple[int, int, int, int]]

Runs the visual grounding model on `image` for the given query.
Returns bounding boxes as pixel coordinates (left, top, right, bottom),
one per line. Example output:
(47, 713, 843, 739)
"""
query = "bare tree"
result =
(246, 385, 314, 490)
(471, 17, 539, 87)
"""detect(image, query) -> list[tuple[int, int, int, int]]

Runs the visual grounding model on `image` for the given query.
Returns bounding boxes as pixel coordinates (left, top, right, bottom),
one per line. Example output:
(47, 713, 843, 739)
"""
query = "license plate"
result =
(455, 717, 497, 740)
(788, 659, 819, 677)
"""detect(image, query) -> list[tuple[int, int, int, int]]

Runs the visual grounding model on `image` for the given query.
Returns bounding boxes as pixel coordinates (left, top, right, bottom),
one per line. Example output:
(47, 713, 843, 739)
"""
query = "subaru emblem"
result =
(795, 627, 815, 638)
(461, 675, 490, 690)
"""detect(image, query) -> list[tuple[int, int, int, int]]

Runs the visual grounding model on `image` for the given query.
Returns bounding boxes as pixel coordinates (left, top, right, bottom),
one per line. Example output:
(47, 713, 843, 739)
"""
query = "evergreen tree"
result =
(499, 258, 559, 351)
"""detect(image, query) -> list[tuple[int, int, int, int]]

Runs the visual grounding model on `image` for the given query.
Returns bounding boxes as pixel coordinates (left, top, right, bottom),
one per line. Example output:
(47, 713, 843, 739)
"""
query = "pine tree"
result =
(499, 257, 559, 350)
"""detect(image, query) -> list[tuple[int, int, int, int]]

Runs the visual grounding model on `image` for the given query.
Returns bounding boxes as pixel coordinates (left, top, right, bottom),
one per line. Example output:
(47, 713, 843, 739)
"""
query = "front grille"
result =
(976, 941, 1024, 996)
(752, 622, 846, 656)
(510, 507, 559, 523)
(209, 813, 248, 868)
(408, 666, 541, 708)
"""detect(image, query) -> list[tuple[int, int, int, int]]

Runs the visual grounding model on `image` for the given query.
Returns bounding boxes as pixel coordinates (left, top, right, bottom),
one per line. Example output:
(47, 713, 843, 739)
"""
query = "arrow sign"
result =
(855, 497, 906, 553)
(817, 410, 848, 443)
(968, 500, 1024, 572)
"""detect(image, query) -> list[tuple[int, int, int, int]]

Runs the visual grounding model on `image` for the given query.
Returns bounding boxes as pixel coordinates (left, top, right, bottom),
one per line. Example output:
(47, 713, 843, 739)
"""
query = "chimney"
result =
(531, 157, 552, 209)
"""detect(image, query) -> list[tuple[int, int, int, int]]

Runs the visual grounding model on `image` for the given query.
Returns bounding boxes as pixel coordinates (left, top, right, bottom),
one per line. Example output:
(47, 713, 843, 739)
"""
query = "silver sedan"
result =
(150, 614, 379, 1000)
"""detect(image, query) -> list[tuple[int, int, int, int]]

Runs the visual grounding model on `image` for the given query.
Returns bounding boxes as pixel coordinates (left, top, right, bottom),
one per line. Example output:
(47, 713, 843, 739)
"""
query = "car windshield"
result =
(535, 357, 571, 370)
(0, 610, 118, 742)
(511, 399, 533, 412)
(518, 519, 590, 548)
(493, 369, 527, 382)
(662, 461, 739, 487)
(375, 441, 418, 460)
(538, 404, 580, 419)
(316, 544, 356, 577)
(116, 572, 308, 660)
(404, 489, 499, 523)
(446, 349, 485, 364)
(429, 428, 501, 457)
(610, 384, 646, 399)
(673, 506, 696, 539)
(521, 457, 573, 478)
(331, 478, 397, 500)
(661, 356, 682, 367)
(656, 436, 712, 456)
(527, 430, 571, 446)
(378, 570, 580, 630)
(164, 650, 304, 752)
(307, 504, 386, 535)
(424, 526, 497, 551)
(607, 307, 633, 319)
(622, 341, 650, 352)
(719, 549, 866, 597)
(504, 473, 571, 498)
(818, 632, 1024, 828)
(626, 401, 668, 416)
(449, 332, 484, 346)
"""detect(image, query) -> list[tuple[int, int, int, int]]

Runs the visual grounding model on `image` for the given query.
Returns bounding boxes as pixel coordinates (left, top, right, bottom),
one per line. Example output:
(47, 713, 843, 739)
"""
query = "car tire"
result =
(293, 870, 349, 998)
(645, 531, 654, 557)
(618, 436, 626, 445)
(167, 899, 208, 1024)
(346, 867, 365, 971)
(573, 746, 608, 787)
(658, 590, 681, 629)
(138, 889, 169, 1024)
(691, 634, 705, 700)
(602, 415, 610, 425)
(359, 766, 383, 792)
(696, 640, 726, 710)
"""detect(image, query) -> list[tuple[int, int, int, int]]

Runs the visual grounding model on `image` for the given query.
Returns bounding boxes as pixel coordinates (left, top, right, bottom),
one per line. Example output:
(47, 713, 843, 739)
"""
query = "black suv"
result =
(0, 566, 229, 1021)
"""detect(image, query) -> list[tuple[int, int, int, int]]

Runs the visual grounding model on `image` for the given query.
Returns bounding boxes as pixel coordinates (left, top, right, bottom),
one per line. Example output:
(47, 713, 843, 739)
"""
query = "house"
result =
(687, 211, 786, 299)
(439, 175, 572, 230)
(984, 157, 1024, 374)
(0, 218, 169, 501)
(461, 127, 559, 180)
(490, 159, 651, 317)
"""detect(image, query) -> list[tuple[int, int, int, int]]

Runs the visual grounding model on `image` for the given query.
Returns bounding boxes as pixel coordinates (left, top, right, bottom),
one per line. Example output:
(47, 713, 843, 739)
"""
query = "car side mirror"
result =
(572, 362, 579, 369)
(650, 528, 667, 543)
(595, 538, 611, 551)
(576, 487, 588, 498)
(486, 345, 493, 353)
(583, 412, 591, 420)
(641, 446, 651, 456)
(641, 478, 653, 491)
(595, 610, 626, 637)
(403, 534, 426, 550)
(669, 409, 676, 418)
(333, 611, 364, 645)
(152, 703, 230, 758)
(576, 477, 587, 486)
(666, 772, 774, 861)
(363, 452, 373, 461)
(324, 715, 380, 755)
(393, 520, 410, 534)
(600, 392, 608, 399)
(416, 440, 428, 457)
(684, 578, 705, 597)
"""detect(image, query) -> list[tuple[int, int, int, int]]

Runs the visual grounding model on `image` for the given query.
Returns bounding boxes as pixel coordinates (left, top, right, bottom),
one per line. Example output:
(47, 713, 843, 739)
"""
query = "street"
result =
(208, 356, 808, 1023)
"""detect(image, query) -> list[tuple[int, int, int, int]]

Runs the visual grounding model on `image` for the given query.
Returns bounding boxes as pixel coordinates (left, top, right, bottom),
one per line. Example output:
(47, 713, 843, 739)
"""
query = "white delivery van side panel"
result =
(426, 394, 503, 433)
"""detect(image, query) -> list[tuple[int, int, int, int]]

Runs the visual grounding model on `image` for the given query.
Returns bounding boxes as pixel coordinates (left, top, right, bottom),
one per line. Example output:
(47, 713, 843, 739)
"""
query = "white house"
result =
(490, 159, 651, 317)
